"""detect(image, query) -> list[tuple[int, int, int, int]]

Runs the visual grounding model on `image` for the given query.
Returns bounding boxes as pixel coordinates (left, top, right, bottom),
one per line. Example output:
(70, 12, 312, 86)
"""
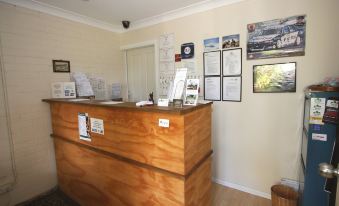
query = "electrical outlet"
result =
(159, 119, 169, 128)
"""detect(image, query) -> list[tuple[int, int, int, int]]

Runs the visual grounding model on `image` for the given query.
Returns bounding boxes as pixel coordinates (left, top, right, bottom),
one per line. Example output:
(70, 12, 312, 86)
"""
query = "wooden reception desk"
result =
(43, 99, 212, 206)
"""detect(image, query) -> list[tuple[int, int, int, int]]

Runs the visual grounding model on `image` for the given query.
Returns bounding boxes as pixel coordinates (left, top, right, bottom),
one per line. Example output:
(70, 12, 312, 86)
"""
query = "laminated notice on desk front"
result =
(90, 118, 104, 135)
(78, 113, 91, 141)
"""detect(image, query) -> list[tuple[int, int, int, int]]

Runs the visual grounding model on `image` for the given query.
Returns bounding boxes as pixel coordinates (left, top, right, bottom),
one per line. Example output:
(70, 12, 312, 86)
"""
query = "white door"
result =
(126, 46, 155, 102)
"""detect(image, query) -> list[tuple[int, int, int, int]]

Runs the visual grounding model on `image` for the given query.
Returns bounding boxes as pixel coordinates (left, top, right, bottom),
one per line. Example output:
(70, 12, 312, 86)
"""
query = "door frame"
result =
(120, 40, 159, 100)
(0, 35, 16, 193)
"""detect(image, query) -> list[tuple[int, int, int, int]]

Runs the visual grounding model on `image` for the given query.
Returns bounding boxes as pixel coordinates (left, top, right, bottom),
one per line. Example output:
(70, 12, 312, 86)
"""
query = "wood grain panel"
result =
(51, 102, 185, 174)
(185, 157, 212, 206)
(184, 106, 212, 173)
(46, 100, 213, 205)
(54, 138, 185, 206)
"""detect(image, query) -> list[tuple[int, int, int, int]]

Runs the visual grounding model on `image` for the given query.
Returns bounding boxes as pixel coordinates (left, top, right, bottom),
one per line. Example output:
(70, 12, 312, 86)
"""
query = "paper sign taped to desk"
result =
(90, 118, 104, 135)
(78, 113, 91, 141)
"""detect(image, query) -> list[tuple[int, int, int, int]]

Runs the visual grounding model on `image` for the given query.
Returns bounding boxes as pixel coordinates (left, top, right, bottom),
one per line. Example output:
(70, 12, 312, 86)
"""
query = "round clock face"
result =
(184, 47, 191, 54)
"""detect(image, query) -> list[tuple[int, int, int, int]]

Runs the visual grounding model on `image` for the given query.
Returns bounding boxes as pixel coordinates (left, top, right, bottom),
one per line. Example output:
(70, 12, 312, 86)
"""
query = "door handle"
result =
(319, 163, 339, 179)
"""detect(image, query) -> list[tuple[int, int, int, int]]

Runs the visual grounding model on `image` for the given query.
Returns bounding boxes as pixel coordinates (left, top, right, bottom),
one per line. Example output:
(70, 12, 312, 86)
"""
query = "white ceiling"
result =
(2, 0, 244, 32)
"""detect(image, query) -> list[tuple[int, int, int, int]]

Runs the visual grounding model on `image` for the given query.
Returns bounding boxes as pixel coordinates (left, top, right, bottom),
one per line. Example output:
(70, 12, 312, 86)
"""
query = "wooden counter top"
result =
(42, 98, 212, 115)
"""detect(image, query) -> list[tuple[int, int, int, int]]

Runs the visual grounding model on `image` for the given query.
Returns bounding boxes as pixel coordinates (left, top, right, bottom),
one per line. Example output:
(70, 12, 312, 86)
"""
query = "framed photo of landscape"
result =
(53, 60, 70, 73)
(253, 62, 296, 93)
(247, 15, 306, 60)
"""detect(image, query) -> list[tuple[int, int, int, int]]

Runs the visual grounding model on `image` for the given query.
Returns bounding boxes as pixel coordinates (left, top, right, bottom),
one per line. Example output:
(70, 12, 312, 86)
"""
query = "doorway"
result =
(126, 45, 156, 102)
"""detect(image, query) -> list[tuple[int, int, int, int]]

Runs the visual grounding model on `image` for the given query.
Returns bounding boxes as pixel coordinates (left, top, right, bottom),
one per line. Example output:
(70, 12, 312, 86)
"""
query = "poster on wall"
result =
(181, 43, 194, 59)
(247, 15, 306, 59)
(222, 34, 240, 49)
(204, 37, 219, 52)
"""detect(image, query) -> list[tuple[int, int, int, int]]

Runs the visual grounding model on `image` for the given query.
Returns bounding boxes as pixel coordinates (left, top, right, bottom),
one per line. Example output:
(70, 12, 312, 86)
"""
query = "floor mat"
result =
(17, 189, 79, 206)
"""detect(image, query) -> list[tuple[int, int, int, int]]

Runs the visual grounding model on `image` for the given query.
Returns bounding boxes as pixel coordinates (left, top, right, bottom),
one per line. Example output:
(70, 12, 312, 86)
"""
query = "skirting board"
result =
(212, 178, 271, 200)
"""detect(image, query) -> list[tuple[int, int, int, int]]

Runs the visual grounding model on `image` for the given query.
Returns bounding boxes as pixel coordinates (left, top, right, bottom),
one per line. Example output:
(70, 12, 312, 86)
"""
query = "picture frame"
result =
(203, 50, 221, 76)
(204, 76, 221, 101)
(247, 15, 306, 60)
(222, 48, 242, 76)
(223, 76, 242, 102)
(204, 37, 220, 52)
(253, 62, 296, 93)
(53, 60, 70, 73)
(222, 34, 240, 49)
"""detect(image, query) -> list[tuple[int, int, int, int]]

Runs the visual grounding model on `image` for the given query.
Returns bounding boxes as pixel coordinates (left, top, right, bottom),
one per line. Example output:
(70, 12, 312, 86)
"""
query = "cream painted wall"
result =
(0, 2, 123, 205)
(120, 0, 339, 196)
(0, 0, 338, 204)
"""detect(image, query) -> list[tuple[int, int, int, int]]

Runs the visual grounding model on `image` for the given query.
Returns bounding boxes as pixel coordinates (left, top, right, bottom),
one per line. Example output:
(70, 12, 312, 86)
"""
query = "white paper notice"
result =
(159, 61, 175, 75)
(204, 77, 220, 101)
(51, 82, 76, 98)
(310, 98, 326, 125)
(90, 118, 104, 135)
(78, 113, 91, 141)
(223, 76, 241, 101)
(182, 59, 196, 73)
(51, 82, 63, 98)
(204, 51, 220, 75)
(63, 82, 76, 98)
(312, 133, 327, 141)
(160, 47, 175, 62)
(223, 49, 242, 75)
(159, 33, 175, 49)
(89, 76, 106, 100)
(112, 83, 122, 99)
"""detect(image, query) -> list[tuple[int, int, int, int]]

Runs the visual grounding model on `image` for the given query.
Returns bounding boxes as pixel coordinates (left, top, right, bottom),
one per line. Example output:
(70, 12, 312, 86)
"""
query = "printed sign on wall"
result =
(181, 43, 194, 59)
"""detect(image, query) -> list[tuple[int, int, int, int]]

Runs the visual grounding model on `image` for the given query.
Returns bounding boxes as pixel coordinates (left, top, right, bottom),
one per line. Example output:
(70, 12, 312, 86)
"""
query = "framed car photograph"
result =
(253, 62, 296, 93)
(247, 15, 306, 60)
(53, 60, 70, 73)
